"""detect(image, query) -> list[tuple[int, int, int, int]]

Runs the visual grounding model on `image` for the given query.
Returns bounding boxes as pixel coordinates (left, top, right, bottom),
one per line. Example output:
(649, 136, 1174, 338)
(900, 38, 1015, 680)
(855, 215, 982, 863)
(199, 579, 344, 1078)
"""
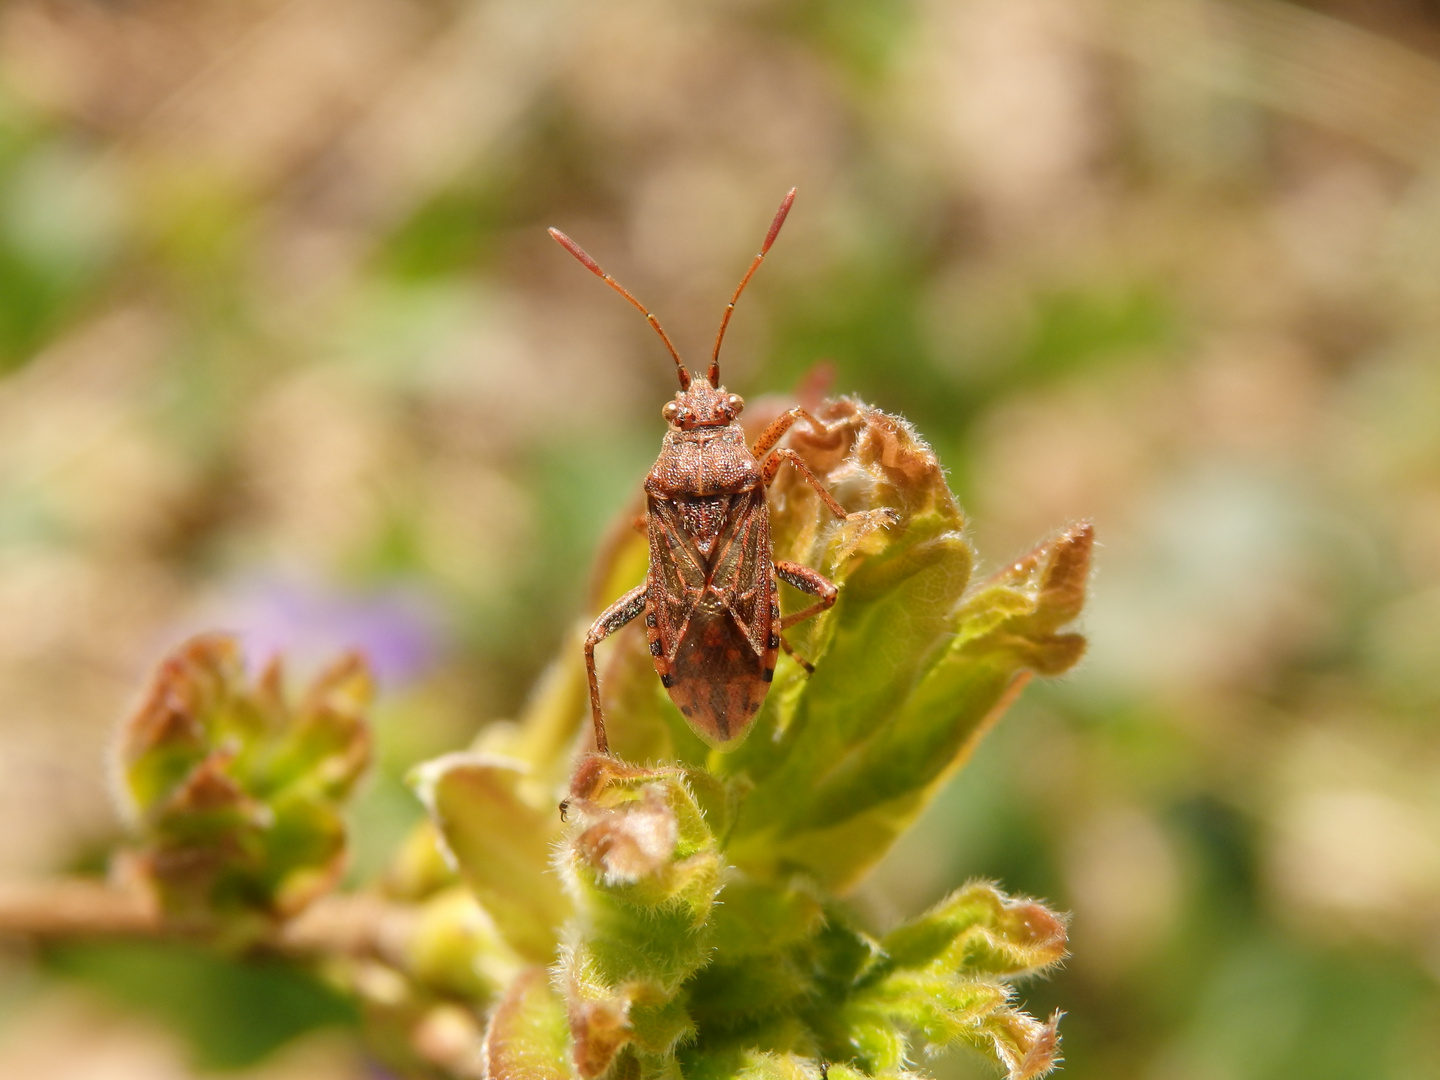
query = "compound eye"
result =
(726, 394, 744, 417)
(662, 401, 681, 423)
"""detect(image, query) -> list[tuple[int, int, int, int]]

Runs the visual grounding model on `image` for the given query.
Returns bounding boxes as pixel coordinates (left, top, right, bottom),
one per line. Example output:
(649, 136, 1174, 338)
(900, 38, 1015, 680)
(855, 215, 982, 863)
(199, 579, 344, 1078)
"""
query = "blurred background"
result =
(1, 0, 1439, 1077)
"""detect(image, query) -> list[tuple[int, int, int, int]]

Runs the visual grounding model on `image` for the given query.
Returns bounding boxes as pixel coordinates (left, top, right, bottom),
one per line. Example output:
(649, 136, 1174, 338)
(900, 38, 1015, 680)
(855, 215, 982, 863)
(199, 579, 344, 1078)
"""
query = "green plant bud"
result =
(407, 398, 1088, 1080)
(557, 756, 723, 1078)
(716, 403, 1091, 892)
(977, 1008, 1063, 1080)
(563, 755, 722, 924)
(115, 634, 372, 931)
(406, 885, 526, 1001)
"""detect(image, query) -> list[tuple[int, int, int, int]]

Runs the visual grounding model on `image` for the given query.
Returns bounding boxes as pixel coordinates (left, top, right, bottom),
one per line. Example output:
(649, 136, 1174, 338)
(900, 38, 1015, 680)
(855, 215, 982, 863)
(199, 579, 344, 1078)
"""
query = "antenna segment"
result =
(708, 187, 796, 385)
(549, 227, 690, 389)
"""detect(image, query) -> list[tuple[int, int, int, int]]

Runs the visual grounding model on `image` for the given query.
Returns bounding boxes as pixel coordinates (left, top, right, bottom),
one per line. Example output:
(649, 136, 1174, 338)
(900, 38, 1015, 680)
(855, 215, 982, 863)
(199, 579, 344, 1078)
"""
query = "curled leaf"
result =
(720, 405, 1091, 892)
(879, 881, 1069, 978)
(849, 883, 1068, 1080)
(985, 1008, 1063, 1080)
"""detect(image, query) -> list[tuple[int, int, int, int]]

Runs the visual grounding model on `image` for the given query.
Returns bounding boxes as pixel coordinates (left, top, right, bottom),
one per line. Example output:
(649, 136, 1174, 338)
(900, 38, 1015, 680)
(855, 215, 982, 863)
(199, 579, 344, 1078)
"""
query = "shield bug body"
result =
(551, 189, 861, 755)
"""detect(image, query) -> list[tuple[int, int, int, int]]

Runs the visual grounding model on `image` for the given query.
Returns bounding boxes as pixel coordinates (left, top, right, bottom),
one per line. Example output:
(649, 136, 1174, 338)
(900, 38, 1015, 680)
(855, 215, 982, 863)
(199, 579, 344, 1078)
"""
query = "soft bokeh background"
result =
(2, 0, 1440, 1077)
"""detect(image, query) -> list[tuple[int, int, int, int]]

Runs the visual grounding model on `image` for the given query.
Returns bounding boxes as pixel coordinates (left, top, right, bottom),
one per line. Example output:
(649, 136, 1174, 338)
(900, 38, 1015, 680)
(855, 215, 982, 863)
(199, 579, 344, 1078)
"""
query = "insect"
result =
(550, 188, 869, 755)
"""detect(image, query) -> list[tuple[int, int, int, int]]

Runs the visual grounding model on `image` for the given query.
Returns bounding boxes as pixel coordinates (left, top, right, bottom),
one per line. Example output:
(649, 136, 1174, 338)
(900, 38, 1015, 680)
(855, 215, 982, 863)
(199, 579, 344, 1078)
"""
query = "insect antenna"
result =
(548, 227, 690, 389)
(708, 187, 796, 385)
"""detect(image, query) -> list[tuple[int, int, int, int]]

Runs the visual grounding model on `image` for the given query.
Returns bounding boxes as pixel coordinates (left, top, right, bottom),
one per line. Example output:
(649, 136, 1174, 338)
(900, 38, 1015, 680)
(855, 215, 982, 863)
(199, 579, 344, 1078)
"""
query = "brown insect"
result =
(550, 188, 863, 755)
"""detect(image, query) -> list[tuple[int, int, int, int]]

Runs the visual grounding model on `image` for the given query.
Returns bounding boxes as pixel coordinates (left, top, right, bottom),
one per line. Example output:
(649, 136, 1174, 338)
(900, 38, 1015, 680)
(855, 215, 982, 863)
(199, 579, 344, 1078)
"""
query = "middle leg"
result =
(775, 560, 839, 629)
(763, 448, 848, 519)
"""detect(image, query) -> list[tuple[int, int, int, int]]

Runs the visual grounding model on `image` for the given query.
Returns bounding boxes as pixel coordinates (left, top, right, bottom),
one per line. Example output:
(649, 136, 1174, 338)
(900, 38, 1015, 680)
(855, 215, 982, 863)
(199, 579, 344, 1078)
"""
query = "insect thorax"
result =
(645, 425, 761, 499)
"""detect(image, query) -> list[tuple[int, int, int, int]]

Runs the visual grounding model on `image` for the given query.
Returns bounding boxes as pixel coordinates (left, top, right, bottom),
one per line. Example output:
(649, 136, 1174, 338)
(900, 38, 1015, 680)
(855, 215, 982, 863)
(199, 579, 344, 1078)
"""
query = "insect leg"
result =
(751, 405, 827, 459)
(762, 447, 848, 519)
(583, 585, 648, 754)
(778, 634, 815, 674)
(775, 560, 838, 629)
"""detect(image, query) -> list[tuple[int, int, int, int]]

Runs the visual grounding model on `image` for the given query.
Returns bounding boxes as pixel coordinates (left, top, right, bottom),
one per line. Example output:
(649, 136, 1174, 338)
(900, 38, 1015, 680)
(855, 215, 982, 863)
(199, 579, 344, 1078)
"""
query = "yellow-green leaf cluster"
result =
(116, 634, 372, 935)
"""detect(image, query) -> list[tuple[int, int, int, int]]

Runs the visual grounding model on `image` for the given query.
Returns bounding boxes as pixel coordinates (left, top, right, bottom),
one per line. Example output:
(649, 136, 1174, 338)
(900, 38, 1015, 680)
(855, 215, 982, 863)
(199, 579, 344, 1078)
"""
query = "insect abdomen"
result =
(667, 612, 767, 745)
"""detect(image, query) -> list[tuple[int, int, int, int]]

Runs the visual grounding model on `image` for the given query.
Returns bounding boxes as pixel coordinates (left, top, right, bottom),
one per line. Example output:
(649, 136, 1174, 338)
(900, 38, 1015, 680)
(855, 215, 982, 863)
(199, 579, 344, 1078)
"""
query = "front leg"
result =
(583, 585, 648, 754)
(762, 447, 849, 519)
(775, 560, 838, 629)
(751, 405, 829, 459)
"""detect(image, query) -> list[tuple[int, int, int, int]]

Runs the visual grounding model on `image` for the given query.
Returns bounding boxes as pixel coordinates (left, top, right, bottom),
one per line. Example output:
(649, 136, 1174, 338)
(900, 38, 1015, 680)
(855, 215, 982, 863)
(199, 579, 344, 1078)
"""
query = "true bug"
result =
(551, 188, 866, 755)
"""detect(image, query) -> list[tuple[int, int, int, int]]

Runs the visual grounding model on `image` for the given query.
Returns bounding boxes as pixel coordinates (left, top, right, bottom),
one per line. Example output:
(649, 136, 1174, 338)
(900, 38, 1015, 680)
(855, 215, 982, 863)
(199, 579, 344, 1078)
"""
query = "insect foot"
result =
(831, 504, 902, 564)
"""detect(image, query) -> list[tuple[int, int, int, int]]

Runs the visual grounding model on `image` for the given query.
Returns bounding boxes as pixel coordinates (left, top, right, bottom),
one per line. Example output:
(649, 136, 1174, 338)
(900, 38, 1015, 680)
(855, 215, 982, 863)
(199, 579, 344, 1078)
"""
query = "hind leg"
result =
(583, 585, 647, 754)
(775, 559, 839, 633)
(773, 561, 838, 673)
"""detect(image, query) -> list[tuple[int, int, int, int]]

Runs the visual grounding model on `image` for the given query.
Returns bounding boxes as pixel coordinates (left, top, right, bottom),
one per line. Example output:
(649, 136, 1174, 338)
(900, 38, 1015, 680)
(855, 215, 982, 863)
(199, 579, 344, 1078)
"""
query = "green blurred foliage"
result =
(45, 940, 357, 1070)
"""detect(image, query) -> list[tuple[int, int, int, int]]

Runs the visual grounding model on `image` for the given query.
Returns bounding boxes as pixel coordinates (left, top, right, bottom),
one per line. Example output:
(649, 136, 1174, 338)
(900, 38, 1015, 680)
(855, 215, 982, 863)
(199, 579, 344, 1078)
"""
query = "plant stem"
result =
(0, 878, 414, 962)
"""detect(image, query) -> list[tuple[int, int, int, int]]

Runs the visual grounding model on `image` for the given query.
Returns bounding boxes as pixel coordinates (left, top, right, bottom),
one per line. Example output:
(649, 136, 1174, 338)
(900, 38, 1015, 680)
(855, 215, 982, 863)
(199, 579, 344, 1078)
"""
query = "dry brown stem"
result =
(0, 878, 413, 963)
